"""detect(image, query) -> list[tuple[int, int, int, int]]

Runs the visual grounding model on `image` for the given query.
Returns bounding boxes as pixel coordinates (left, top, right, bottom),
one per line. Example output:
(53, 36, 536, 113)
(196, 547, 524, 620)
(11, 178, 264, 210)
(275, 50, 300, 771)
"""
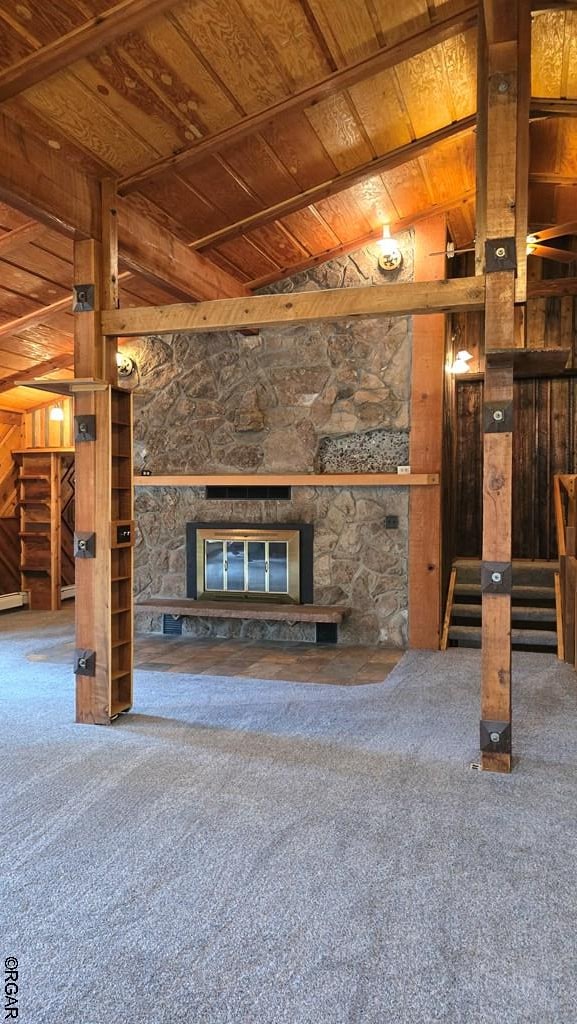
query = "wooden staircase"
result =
(442, 559, 559, 653)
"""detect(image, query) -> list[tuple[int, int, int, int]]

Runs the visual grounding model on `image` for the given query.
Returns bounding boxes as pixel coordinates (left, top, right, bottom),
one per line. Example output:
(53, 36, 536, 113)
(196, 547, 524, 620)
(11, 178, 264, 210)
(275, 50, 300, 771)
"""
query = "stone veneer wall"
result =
(133, 234, 414, 646)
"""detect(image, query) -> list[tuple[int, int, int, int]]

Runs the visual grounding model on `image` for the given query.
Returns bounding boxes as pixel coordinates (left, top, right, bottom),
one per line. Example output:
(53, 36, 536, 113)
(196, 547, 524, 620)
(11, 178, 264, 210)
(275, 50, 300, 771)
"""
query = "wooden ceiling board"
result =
(348, 69, 413, 155)
(380, 158, 432, 219)
(171, 0, 293, 113)
(120, 276, 190, 307)
(19, 71, 160, 175)
(313, 191, 373, 241)
(305, 93, 374, 172)
(0, 203, 33, 232)
(0, 0, 87, 53)
(234, 0, 331, 89)
(0, 262, 69, 306)
(553, 184, 577, 224)
(203, 249, 253, 283)
(1, 96, 109, 176)
(219, 134, 301, 207)
(365, 0, 431, 49)
(565, 11, 577, 97)
(0, 24, 30, 77)
(394, 44, 457, 137)
(2, 241, 73, 288)
(245, 221, 309, 266)
(556, 119, 577, 179)
(128, 18, 241, 136)
(305, 0, 381, 65)
(139, 175, 227, 239)
(441, 28, 477, 120)
(0, 290, 43, 322)
(179, 157, 263, 223)
(531, 11, 565, 97)
(73, 56, 185, 159)
(346, 175, 398, 229)
(280, 207, 341, 253)
(447, 202, 475, 248)
(260, 112, 338, 189)
(0, 350, 43, 374)
(212, 237, 281, 278)
(419, 133, 475, 206)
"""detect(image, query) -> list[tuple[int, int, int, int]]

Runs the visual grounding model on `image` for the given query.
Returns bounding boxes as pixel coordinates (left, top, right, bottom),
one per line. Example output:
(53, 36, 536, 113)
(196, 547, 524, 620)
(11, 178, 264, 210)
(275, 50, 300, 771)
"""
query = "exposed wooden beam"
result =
(191, 116, 476, 253)
(0, 352, 73, 394)
(102, 275, 486, 337)
(0, 221, 45, 256)
(118, 3, 478, 195)
(530, 97, 577, 117)
(0, 0, 182, 103)
(117, 201, 249, 301)
(0, 111, 247, 300)
(246, 191, 476, 289)
(0, 110, 100, 237)
(527, 276, 577, 297)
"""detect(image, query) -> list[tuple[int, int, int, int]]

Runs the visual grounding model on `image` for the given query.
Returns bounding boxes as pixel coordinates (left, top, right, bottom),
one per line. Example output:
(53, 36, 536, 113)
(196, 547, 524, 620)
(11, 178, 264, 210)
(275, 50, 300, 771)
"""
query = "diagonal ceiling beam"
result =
(0, 352, 73, 394)
(118, 2, 478, 195)
(0, 110, 247, 300)
(0, 221, 46, 255)
(0, 0, 183, 103)
(190, 116, 477, 252)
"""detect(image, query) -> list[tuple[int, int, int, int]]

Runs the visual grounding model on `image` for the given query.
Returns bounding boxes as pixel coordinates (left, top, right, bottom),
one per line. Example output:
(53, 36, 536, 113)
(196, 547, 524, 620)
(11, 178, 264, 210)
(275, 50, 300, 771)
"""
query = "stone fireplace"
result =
(133, 235, 413, 647)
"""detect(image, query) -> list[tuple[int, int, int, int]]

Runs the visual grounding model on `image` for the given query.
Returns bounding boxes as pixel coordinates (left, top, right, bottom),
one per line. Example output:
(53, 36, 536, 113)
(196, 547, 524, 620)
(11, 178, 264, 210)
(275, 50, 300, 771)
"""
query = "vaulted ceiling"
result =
(0, 0, 575, 409)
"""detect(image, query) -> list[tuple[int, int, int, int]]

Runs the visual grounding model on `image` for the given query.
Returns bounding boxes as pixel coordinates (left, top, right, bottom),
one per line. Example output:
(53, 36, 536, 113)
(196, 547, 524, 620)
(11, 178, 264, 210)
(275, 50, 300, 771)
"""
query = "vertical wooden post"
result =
(74, 180, 134, 724)
(409, 215, 447, 648)
(478, 0, 530, 772)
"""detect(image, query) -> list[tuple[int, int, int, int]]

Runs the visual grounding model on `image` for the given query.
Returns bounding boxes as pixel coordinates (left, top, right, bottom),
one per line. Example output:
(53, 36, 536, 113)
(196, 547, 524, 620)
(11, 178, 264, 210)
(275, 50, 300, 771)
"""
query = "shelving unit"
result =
(17, 452, 62, 610)
(74, 383, 135, 724)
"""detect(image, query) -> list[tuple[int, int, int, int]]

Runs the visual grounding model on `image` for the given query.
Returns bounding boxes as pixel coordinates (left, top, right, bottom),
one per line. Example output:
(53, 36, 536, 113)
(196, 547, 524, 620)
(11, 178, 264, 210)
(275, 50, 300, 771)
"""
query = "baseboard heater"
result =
(0, 585, 75, 611)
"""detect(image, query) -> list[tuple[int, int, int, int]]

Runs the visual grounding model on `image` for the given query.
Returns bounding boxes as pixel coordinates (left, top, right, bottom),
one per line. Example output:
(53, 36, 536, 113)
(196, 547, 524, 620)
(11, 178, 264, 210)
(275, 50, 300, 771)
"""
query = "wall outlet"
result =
(385, 515, 399, 529)
(397, 465, 411, 475)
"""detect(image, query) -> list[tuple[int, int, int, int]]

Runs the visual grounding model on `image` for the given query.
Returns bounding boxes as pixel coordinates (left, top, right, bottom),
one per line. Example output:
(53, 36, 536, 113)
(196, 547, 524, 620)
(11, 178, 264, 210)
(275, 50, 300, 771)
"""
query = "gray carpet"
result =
(2, 609, 577, 1024)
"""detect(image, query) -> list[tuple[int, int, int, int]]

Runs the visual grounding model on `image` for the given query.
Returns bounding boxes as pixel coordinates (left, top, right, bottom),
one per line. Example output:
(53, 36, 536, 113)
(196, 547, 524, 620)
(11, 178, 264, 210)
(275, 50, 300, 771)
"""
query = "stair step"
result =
(448, 624, 558, 649)
(452, 603, 556, 624)
(454, 583, 556, 603)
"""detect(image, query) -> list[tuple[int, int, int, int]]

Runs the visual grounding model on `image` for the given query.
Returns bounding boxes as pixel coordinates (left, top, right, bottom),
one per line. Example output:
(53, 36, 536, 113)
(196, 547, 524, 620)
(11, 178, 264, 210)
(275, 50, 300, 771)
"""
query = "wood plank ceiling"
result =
(0, 0, 575, 409)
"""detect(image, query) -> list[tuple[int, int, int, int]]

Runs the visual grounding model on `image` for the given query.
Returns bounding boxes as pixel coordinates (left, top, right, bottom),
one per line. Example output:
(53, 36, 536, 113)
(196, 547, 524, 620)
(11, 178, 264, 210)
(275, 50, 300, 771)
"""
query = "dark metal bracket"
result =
(480, 720, 511, 755)
(484, 400, 513, 433)
(74, 649, 96, 677)
(74, 532, 96, 559)
(485, 237, 517, 273)
(74, 414, 96, 442)
(481, 561, 512, 594)
(72, 284, 95, 312)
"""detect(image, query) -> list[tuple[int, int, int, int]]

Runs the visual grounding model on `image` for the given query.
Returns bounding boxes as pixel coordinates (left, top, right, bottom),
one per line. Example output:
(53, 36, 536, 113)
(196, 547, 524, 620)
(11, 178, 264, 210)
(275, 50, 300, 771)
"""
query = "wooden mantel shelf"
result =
(134, 472, 439, 487)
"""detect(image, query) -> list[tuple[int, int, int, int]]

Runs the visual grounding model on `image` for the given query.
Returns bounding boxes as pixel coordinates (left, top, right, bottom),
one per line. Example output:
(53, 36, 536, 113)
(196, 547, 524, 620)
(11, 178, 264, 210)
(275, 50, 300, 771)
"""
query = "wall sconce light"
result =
(526, 234, 538, 256)
(449, 350, 473, 374)
(116, 351, 137, 378)
(378, 225, 402, 272)
(49, 403, 64, 422)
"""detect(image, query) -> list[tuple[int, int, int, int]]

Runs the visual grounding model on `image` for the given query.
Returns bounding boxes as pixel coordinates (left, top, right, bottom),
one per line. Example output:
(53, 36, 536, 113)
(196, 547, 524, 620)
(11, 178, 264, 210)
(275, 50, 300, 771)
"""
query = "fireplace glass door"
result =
(197, 528, 300, 603)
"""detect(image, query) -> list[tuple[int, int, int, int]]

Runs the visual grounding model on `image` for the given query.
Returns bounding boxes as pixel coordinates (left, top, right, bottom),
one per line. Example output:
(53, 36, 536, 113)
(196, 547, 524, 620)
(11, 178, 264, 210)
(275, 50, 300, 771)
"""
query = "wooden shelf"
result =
(134, 472, 439, 487)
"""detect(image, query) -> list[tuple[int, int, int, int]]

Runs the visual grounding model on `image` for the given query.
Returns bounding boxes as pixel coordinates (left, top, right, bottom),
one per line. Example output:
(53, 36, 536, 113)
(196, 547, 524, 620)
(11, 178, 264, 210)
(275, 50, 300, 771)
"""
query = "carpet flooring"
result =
(2, 609, 577, 1024)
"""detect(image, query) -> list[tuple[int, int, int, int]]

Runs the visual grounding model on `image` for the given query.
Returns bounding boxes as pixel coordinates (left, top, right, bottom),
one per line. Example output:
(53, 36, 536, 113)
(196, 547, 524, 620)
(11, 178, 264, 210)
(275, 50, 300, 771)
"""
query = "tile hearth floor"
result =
(27, 615, 402, 686)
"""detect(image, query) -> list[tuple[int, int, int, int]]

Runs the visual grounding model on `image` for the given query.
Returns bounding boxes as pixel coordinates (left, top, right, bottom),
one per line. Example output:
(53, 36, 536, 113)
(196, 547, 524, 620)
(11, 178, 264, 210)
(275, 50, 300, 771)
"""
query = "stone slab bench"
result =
(137, 598, 350, 643)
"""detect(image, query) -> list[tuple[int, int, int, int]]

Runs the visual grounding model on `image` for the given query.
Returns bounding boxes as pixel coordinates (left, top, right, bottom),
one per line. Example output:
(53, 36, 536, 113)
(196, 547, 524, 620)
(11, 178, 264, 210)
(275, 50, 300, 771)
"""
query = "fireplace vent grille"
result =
(205, 486, 291, 501)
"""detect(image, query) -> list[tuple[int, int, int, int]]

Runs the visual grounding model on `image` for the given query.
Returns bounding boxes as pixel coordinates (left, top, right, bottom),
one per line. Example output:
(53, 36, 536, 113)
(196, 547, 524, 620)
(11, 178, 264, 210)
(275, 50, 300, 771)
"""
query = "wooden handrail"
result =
(554, 475, 567, 557)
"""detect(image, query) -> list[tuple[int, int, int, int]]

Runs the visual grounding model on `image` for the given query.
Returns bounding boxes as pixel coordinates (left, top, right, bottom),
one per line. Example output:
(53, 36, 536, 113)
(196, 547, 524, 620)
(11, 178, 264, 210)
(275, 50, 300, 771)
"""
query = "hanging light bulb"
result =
(49, 403, 64, 422)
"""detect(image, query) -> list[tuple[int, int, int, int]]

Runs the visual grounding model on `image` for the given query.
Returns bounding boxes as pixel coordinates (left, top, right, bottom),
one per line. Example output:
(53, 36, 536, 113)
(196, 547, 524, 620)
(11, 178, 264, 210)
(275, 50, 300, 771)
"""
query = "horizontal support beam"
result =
(103, 275, 485, 336)
(527, 276, 577, 298)
(0, 0, 182, 103)
(531, 97, 577, 117)
(134, 473, 439, 487)
(193, 117, 476, 252)
(119, 3, 478, 194)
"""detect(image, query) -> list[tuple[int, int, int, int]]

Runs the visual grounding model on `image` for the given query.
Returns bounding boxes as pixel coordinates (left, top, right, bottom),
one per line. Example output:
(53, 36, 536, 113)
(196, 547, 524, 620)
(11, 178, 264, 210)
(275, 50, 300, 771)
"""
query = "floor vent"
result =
(162, 614, 183, 636)
(205, 485, 291, 501)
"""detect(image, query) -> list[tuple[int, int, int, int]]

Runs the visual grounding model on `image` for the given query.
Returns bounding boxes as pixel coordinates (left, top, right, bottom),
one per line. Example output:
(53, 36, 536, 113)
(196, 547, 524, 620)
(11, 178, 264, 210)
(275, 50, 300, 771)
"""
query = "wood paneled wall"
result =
(24, 398, 74, 449)
(0, 410, 24, 594)
(455, 377, 577, 559)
